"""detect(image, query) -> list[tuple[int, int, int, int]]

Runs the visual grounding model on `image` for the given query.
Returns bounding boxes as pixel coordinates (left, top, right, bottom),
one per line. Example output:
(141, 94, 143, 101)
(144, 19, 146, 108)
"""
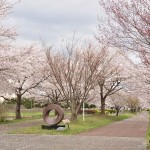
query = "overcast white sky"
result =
(9, 0, 101, 47)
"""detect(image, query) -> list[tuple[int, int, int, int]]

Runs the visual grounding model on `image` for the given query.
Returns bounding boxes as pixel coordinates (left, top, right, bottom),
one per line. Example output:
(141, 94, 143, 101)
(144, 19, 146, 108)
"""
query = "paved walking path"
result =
(79, 111, 149, 137)
(0, 135, 146, 150)
(0, 119, 44, 134)
(0, 111, 149, 150)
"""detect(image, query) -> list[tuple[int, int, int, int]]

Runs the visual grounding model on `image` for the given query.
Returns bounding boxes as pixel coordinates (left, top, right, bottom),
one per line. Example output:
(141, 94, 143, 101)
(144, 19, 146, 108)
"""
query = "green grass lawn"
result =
(6, 109, 43, 118)
(0, 109, 70, 125)
(9, 113, 132, 135)
(0, 109, 42, 125)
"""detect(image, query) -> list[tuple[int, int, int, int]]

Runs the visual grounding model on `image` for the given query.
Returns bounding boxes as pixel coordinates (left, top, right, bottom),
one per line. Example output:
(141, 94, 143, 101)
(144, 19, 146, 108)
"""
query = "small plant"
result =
(95, 108, 100, 114)
(105, 109, 116, 114)
(89, 104, 96, 109)
(22, 98, 34, 109)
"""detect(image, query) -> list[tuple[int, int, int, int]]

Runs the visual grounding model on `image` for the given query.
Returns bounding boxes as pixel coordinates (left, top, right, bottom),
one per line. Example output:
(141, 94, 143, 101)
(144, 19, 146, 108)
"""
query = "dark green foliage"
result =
(89, 104, 96, 109)
(5, 98, 16, 104)
(5, 98, 34, 109)
(83, 103, 96, 109)
(84, 103, 89, 108)
(105, 109, 116, 114)
(22, 98, 34, 109)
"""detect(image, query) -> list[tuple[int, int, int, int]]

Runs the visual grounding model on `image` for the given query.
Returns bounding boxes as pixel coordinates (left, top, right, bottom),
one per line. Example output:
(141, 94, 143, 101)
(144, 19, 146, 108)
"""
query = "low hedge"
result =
(79, 109, 116, 115)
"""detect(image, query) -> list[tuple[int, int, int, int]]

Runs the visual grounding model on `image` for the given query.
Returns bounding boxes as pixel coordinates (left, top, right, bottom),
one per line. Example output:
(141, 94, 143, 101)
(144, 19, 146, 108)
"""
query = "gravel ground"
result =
(0, 135, 146, 150)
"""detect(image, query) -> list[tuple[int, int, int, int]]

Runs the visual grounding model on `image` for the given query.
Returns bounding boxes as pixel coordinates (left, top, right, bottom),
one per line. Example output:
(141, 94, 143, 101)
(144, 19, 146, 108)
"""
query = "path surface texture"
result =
(0, 111, 149, 150)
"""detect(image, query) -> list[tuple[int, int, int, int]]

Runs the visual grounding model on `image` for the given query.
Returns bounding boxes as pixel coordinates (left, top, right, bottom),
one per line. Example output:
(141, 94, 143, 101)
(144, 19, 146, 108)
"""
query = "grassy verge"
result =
(146, 111, 150, 150)
(9, 113, 132, 135)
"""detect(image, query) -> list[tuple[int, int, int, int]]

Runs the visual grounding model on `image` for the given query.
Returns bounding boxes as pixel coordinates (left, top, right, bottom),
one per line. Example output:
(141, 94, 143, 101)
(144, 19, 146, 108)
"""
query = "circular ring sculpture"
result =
(43, 104, 64, 126)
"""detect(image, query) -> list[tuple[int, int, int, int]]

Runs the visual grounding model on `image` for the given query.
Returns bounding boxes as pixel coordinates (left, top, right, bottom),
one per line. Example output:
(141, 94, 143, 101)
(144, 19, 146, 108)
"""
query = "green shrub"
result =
(95, 108, 100, 114)
(89, 104, 96, 109)
(84, 109, 96, 114)
(105, 109, 116, 114)
(84, 103, 89, 109)
(22, 98, 34, 109)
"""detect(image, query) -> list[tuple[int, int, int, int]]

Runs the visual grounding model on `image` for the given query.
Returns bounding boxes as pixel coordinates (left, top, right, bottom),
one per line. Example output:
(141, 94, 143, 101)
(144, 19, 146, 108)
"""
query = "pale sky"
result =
(10, 0, 101, 47)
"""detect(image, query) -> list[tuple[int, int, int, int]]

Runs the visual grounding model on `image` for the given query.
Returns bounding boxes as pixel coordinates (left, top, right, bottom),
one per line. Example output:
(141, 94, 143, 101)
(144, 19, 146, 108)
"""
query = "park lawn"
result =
(0, 109, 42, 125)
(6, 108, 70, 118)
(0, 109, 71, 125)
(9, 113, 132, 135)
(6, 109, 42, 118)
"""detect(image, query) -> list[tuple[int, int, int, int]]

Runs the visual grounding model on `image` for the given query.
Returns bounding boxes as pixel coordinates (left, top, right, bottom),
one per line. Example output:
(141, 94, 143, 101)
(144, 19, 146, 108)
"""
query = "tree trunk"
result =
(116, 108, 119, 116)
(70, 99, 79, 122)
(100, 99, 105, 115)
(70, 112, 78, 122)
(15, 95, 22, 119)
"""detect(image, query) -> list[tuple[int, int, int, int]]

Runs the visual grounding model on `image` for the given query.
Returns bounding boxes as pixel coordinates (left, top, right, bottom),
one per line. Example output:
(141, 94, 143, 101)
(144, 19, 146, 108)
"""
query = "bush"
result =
(105, 109, 116, 114)
(22, 98, 34, 109)
(95, 108, 100, 114)
(84, 109, 96, 114)
(0, 104, 7, 122)
(89, 104, 96, 109)
(5, 98, 16, 104)
(84, 103, 89, 109)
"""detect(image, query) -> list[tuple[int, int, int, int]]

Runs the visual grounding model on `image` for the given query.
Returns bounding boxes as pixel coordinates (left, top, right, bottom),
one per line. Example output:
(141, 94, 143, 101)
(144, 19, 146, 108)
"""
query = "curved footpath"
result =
(0, 111, 149, 150)
(79, 111, 148, 137)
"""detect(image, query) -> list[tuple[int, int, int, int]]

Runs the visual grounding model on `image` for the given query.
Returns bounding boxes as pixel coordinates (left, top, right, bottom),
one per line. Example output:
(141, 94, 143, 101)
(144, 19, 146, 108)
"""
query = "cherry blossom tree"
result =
(98, 0, 150, 66)
(126, 95, 141, 112)
(124, 64, 150, 107)
(0, 45, 49, 119)
(97, 0, 150, 108)
(45, 42, 107, 121)
(0, 0, 19, 73)
(95, 50, 126, 114)
(87, 49, 136, 114)
(109, 92, 127, 116)
(35, 83, 64, 107)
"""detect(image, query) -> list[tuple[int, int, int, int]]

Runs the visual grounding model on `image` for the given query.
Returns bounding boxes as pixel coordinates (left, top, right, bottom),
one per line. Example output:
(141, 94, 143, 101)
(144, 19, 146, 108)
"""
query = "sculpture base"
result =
(41, 124, 65, 130)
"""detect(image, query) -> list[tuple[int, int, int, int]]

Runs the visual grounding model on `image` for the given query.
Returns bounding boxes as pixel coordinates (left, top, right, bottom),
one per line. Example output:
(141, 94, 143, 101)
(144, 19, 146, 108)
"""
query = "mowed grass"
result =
(0, 109, 70, 125)
(6, 109, 43, 118)
(9, 113, 132, 135)
(0, 109, 43, 125)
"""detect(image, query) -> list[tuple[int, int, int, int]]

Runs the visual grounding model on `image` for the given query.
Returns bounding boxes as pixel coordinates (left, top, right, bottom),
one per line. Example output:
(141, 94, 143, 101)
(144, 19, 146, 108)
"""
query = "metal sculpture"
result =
(43, 104, 64, 126)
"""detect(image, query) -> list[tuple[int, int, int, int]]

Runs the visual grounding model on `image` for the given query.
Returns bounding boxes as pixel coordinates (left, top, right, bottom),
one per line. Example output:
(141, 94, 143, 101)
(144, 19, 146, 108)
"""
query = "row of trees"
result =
(1, 38, 133, 121)
(98, 0, 150, 66)
(110, 93, 141, 116)
(0, 0, 149, 122)
(43, 43, 131, 121)
(98, 0, 150, 112)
